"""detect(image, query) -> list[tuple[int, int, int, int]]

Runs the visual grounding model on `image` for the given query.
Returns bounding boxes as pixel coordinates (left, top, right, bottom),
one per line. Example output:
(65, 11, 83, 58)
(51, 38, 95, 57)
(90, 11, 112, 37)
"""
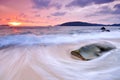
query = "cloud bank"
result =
(66, 0, 115, 7)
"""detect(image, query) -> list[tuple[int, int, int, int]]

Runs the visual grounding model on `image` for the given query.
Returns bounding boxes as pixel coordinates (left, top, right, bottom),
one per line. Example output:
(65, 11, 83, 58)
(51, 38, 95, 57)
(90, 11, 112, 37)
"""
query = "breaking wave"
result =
(0, 31, 120, 47)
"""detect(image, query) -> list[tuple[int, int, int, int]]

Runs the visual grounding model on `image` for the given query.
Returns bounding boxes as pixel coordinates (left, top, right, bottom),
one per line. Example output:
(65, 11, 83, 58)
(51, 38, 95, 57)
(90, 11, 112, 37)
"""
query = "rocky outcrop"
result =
(71, 42, 116, 61)
(100, 27, 110, 32)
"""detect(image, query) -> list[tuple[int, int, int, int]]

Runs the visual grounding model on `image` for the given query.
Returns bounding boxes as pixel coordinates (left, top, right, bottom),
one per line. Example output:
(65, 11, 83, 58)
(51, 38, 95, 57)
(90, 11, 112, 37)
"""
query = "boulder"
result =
(100, 27, 110, 32)
(71, 42, 116, 60)
(101, 27, 106, 32)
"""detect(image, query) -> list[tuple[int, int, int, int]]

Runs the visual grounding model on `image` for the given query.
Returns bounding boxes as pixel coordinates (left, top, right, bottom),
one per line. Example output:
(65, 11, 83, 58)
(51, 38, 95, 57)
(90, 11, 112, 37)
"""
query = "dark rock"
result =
(71, 50, 89, 60)
(71, 42, 116, 60)
(100, 27, 110, 32)
(106, 30, 110, 32)
(101, 27, 106, 31)
(101, 27, 106, 30)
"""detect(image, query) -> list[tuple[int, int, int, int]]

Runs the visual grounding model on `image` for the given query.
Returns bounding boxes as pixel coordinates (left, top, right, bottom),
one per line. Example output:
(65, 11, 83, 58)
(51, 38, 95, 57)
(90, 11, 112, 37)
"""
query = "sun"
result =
(8, 22, 22, 26)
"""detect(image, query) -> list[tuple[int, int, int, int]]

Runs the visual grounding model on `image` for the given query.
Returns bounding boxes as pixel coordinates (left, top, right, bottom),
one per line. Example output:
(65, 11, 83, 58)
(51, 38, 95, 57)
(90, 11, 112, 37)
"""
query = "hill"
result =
(111, 24, 120, 26)
(59, 21, 105, 26)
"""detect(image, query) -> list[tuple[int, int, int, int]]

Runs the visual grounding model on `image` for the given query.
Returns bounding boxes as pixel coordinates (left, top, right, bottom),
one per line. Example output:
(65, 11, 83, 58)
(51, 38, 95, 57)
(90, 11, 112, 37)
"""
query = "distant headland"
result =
(59, 21, 120, 26)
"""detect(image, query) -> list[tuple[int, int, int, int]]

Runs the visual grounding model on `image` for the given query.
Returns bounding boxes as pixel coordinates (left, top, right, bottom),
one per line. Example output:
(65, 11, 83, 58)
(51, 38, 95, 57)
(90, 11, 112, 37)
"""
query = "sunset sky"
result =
(0, 0, 120, 26)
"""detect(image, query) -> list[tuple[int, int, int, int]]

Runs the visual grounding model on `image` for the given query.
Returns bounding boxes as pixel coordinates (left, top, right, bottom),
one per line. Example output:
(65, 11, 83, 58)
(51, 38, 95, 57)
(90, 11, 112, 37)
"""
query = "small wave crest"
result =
(0, 31, 120, 48)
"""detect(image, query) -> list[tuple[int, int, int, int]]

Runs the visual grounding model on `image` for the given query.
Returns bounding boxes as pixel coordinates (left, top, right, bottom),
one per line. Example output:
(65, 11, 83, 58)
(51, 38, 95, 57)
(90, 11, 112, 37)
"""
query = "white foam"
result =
(0, 41, 120, 80)
(0, 31, 120, 47)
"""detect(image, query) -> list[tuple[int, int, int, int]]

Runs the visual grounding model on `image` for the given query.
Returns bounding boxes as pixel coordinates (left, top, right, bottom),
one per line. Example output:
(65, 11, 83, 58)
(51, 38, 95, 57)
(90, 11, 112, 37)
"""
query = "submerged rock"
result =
(71, 42, 116, 60)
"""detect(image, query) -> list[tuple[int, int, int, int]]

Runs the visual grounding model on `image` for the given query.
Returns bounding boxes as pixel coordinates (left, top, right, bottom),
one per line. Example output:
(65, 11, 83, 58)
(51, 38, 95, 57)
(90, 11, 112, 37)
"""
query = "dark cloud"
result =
(113, 4, 120, 14)
(114, 4, 120, 9)
(32, 0, 50, 9)
(51, 12, 66, 16)
(32, 0, 62, 9)
(93, 0, 115, 4)
(99, 6, 112, 14)
(86, 4, 120, 18)
(66, 0, 115, 7)
(99, 4, 120, 14)
(52, 3, 62, 9)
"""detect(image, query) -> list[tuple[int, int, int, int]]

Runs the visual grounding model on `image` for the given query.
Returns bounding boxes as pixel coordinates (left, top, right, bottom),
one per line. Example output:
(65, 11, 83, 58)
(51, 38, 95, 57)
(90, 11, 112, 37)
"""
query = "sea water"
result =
(0, 26, 120, 80)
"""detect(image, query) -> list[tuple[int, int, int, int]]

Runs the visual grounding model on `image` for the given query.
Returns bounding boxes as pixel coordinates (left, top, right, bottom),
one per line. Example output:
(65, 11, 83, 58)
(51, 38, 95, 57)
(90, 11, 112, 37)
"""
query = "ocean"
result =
(0, 26, 120, 80)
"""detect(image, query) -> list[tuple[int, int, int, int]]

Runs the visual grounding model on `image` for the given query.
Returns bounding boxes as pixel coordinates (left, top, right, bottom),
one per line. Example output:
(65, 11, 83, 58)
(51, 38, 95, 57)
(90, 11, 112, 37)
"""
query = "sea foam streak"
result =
(0, 31, 120, 47)
(0, 31, 120, 80)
